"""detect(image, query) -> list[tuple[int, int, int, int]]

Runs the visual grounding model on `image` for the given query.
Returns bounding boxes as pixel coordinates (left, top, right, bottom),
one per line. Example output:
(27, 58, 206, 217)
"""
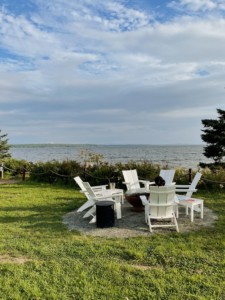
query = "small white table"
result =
(110, 188, 124, 204)
(177, 197, 204, 222)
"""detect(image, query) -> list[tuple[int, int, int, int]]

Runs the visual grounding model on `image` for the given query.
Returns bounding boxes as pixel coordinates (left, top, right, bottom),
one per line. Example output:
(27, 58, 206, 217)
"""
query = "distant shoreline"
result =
(10, 143, 204, 147)
(9, 144, 210, 168)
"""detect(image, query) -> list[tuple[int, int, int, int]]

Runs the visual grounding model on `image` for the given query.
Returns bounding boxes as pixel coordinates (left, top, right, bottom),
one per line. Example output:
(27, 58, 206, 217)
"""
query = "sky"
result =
(0, 0, 225, 145)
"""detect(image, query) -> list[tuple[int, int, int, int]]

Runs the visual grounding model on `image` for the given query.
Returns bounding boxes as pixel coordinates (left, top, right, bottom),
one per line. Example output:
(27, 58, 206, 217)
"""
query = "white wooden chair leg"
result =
(191, 206, 194, 222)
(201, 203, 204, 219)
(77, 199, 95, 212)
(148, 216, 152, 232)
(174, 204, 179, 218)
(174, 216, 179, 232)
(83, 206, 96, 218)
(186, 205, 189, 215)
(115, 202, 122, 219)
(145, 207, 148, 223)
(89, 216, 96, 224)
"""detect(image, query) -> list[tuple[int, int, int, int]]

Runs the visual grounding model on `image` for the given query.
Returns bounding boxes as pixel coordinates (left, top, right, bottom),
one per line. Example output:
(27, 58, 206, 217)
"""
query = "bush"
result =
(200, 166, 225, 190)
(2, 158, 31, 178)
(29, 160, 84, 185)
(2, 158, 225, 191)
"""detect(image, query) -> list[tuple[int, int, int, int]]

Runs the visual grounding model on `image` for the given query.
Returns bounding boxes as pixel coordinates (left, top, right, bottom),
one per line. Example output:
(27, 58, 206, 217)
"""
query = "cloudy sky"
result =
(0, 0, 225, 145)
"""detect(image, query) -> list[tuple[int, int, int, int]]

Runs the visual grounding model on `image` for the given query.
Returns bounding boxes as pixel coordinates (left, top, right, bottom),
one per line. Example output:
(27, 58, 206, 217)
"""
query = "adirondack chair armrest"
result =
(95, 195, 114, 200)
(139, 180, 148, 183)
(130, 181, 139, 187)
(122, 181, 129, 185)
(140, 195, 149, 206)
(92, 185, 108, 190)
(139, 180, 155, 185)
(175, 188, 197, 193)
(123, 181, 139, 188)
(165, 182, 176, 186)
(175, 184, 190, 188)
(150, 203, 175, 207)
(149, 181, 156, 185)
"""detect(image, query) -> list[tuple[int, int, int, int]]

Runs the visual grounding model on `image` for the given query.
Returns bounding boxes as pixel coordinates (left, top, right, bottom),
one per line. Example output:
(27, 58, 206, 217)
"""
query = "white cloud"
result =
(169, 0, 225, 12)
(0, 0, 225, 144)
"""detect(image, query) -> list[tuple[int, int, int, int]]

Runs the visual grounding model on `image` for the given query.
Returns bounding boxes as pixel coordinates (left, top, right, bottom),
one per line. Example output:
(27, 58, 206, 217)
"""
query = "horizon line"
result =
(10, 143, 204, 146)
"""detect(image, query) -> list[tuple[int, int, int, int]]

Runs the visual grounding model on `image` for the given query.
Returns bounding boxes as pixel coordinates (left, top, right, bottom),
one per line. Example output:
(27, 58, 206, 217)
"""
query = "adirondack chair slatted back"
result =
(131, 170, 140, 189)
(74, 177, 96, 213)
(186, 172, 202, 198)
(74, 176, 93, 200)
(149, 186, 176, 218)
(122, 169, 140, 190)
(74, 176, 107, 193)
(159, 170, 175, 185)
(81, 181, 97, 198)
(74, 176, 86, 192)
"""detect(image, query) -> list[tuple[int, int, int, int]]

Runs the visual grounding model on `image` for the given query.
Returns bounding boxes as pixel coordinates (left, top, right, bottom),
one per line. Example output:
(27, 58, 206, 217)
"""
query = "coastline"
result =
(9, 144, 212, 169)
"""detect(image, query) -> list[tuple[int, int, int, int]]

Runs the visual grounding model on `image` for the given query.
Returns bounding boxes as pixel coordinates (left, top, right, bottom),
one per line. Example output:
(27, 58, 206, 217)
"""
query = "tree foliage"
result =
(0, 130, 11, 160)
(201, 109, 225, 164)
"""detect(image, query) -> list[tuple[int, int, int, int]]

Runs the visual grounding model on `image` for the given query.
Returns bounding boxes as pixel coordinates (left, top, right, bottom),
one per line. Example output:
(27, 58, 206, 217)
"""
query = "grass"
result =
(0, 181, 225, 300)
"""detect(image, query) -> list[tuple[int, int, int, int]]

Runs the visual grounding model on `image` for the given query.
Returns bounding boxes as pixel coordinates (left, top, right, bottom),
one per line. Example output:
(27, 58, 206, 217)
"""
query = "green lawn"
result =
(0, 181, 224, 300)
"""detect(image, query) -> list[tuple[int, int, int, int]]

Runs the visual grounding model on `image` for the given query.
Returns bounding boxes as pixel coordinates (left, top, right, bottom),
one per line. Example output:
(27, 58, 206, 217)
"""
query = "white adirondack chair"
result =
(81, 182, 122, 223)
(175, 172, 202, 200)
(122, 169, 154, 193)
(159, 169, 175, 185)
(144, 186, 179, 232)
(74, 176, 108, 212)
(175, 172, 202, 215)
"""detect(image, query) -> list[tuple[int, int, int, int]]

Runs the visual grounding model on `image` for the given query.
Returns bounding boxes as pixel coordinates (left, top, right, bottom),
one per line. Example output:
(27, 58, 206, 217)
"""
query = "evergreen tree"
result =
(0, 130, 11, 159)
(201, 109, 225, 164)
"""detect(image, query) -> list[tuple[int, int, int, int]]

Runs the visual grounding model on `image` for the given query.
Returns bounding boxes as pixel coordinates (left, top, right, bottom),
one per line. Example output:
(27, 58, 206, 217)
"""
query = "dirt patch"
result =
(131, 264, 163, 271)
(63, 200, 218, 238)
(0, 255, 32, 264)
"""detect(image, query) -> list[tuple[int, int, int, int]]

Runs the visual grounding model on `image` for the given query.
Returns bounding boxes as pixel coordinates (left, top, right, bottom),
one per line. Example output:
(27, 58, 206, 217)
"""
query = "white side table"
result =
(110, 188, 124, 204)
(178, 197, 204, 222)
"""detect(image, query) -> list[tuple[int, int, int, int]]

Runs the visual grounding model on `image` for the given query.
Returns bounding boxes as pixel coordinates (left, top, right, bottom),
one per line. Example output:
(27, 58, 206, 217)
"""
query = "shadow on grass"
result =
(0, 182, 98, 235)
(0, 204, 74, 234)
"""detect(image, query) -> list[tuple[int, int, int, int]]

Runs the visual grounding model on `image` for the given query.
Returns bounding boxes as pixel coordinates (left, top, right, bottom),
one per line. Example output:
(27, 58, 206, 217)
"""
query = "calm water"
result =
(9, 144, 212, 169)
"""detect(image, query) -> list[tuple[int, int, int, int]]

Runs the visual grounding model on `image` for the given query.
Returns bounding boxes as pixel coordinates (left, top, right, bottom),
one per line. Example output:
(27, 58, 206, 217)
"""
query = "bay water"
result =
(10, 144, 212, 169)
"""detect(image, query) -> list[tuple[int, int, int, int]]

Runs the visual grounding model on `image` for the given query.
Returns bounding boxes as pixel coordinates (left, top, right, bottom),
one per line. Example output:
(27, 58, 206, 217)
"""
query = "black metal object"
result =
(189, 168, 192, 184)
(96, 200, 115, 228)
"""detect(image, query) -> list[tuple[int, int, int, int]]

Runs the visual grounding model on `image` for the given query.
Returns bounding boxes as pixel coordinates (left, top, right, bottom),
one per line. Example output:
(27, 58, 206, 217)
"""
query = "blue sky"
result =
(0, 0, 225, 144)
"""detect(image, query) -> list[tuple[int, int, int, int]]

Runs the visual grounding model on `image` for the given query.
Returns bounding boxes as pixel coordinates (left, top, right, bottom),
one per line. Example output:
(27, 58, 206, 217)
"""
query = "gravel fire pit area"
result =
(63, 200, 218, 238)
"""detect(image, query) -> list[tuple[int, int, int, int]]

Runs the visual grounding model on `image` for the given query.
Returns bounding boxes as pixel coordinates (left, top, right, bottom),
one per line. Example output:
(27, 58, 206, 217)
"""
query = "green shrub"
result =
(200, 166, 225, 191)
(29, 160, 83, 185)
(2, 158, 31, 178)
(1, 158, 225, 191)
